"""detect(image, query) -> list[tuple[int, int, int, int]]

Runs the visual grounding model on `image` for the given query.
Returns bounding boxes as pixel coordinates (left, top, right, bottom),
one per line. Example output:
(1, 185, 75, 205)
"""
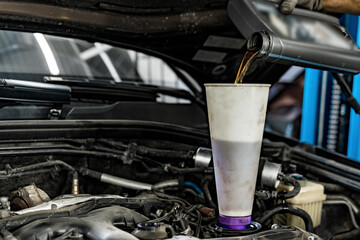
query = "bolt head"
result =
(271, 224, 280, 229)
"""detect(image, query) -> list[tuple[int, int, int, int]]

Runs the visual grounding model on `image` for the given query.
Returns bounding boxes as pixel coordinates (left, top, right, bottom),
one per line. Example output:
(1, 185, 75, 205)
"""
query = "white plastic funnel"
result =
(205, 83, 270, 229)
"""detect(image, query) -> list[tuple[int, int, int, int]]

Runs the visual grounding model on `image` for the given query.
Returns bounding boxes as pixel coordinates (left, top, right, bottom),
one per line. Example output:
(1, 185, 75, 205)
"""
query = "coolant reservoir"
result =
(275, 181, 326, 229)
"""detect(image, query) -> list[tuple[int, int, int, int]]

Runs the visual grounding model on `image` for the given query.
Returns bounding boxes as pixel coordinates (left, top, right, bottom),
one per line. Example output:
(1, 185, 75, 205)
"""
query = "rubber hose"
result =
(320, 182, 346, 193)
(278, 174, 301, 199)
(202, 177, 217, 209)
(258, 205, 314, 232)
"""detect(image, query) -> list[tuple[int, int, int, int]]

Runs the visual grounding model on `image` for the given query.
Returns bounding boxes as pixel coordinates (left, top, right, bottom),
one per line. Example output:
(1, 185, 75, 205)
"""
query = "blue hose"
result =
(184, 181, 203, 196)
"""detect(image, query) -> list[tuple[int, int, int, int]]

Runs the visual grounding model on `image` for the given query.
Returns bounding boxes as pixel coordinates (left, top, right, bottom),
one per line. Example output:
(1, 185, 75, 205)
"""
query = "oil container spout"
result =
(247, 31, 270, 56)
(228, 0, 360, 74)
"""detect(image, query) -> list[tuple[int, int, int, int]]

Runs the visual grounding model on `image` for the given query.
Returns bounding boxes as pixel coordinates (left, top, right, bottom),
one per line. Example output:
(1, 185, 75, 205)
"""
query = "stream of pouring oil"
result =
(234, 50, 259, 84)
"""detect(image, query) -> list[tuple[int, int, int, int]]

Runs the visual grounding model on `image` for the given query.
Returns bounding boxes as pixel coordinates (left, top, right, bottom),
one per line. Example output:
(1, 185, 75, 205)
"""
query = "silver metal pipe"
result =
(81, 167, 179, 191)
(100, 174, 152, 191)
(324, 200, 359, 229)
(326, 195, 359, 214)
(152, 180, 179, 190)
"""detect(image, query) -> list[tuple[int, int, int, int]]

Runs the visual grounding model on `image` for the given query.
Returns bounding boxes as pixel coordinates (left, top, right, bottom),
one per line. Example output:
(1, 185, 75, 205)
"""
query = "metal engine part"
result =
(12, 206, 149, 240)
(14, 194, 124, 215)
(132, 222, 174, 240)
(9, 184, 50, 211)
(193, 147, 212, 168)
(261, 161, 281, 189)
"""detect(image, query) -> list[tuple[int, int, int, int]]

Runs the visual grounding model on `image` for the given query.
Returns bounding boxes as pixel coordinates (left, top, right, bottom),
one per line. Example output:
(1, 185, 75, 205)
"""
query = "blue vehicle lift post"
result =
(347, 16, 360, 161)
(300, 14, 360, 161)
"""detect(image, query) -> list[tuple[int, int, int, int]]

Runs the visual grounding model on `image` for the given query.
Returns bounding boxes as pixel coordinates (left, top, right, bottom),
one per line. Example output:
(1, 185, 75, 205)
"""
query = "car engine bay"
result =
(0, 120, 358, 240)
(0, 0, 357, 238)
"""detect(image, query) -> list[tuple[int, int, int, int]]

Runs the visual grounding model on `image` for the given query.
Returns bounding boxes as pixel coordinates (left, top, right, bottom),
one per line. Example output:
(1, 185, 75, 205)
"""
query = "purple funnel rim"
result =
(219, 215, 251, 230)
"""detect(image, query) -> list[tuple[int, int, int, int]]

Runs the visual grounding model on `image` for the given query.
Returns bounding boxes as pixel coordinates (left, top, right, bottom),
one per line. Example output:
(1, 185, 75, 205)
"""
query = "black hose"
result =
(201, 176, 217, 210)
(136, 146, 195, 161)
(195, 210, 202, 237)
(0, 144, 78, 151)
(0, 169, 53, 179)
(0, 160, 79, 194)
(277, 174, 301, 199)
(293, 161, 360, 192)
(319, 182, 346, 193)
(0, 147, 161, 175)
(258, 205, 314, 232)
(0, 160, 76, 175)
(255, 190, 271, 200)
(165, 165, 212, 174)
(292, 149, 360, 180)
(96, 139, 195, 161)
(0, 149, 124, 160)
(0, 145, 207, 175)
(331, 228, 360, 240)
(89, 145, 125, 155)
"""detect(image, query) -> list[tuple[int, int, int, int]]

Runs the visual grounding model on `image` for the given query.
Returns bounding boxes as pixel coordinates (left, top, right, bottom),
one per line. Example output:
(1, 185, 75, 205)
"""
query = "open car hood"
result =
(0, 0, 289, 87)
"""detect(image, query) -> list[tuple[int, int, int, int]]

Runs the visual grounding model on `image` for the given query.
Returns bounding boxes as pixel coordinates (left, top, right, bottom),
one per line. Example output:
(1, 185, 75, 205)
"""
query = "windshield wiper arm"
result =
(0, 79, 71, 106)
(44, 76, 204, 107)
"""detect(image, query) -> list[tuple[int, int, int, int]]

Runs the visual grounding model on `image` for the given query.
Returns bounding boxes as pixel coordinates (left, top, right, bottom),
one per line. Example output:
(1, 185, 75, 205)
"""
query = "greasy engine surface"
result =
(0, 133, 356, 240)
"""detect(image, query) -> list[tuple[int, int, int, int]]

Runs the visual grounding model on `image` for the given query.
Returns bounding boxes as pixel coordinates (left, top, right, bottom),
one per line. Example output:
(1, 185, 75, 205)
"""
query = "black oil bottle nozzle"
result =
(229, 0, 360, 74)
(247, 31, 271, 56)
(247, 29, 360, 74)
